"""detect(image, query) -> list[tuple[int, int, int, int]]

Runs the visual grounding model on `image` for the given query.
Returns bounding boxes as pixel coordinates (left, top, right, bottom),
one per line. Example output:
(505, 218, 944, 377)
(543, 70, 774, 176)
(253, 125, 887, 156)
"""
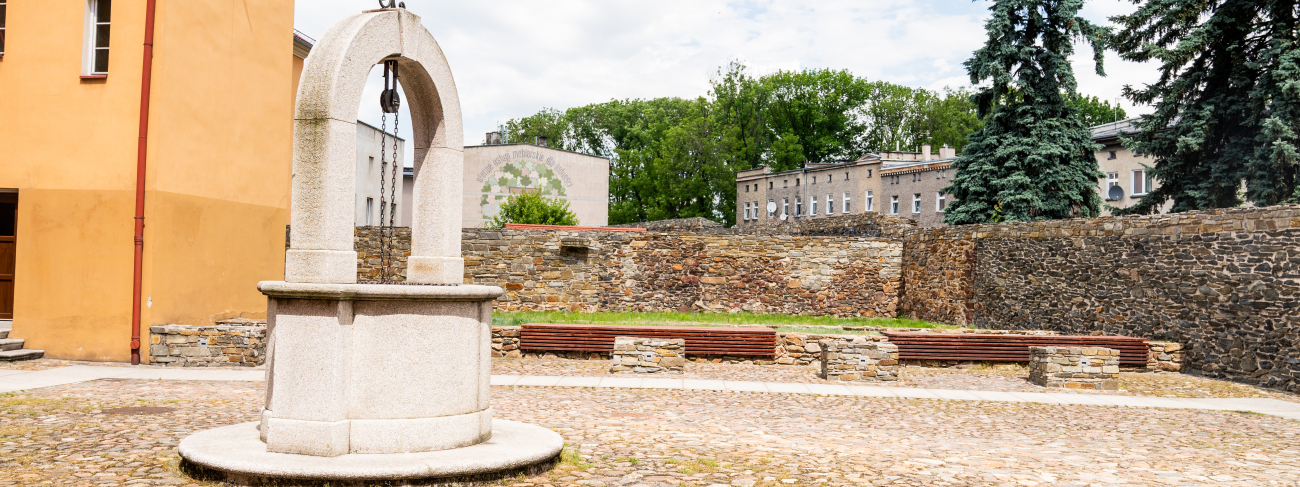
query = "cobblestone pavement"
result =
(493, 357, 1300, 402)
(2, 379, 1299, 486)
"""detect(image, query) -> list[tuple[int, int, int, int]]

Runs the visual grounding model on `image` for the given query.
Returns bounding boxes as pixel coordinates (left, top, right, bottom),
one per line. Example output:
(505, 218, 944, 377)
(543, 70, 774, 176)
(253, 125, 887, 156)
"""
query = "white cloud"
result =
(294, 0, 1160, 156)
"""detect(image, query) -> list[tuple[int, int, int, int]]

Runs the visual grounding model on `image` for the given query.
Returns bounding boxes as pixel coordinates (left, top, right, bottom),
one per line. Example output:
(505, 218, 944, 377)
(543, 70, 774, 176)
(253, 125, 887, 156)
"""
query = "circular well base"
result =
(178, 420, 563, 484)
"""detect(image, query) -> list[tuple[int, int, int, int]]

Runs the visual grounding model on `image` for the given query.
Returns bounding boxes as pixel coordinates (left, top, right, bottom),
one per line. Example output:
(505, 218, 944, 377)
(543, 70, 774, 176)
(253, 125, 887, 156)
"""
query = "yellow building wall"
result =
(0, 0, 295, 361)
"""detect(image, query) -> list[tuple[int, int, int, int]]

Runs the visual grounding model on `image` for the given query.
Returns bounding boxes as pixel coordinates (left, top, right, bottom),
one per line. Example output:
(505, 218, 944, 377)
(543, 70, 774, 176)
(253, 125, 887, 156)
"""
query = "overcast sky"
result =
(293, 0, 1159, 162)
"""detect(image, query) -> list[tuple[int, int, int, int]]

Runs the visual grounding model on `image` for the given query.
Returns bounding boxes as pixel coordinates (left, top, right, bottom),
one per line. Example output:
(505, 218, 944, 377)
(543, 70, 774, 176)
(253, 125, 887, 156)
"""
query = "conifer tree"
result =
(1110, 0, 1300, 214)
(942, 0, 1107, 225)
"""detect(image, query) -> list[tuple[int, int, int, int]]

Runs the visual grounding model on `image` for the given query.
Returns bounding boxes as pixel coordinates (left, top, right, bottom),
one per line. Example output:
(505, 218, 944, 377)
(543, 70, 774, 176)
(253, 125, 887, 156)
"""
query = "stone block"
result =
(610, 336, 684, 374)
(1029, 346, 1120, 390)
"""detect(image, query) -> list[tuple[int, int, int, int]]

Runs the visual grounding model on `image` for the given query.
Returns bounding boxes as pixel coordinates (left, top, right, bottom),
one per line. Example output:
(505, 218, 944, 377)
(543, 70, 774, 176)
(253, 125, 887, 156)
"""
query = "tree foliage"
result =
(488, 191, 579, 228)
(1110, 0, 1300, 214)
(1068, 94, 1127, 127)
(503, 63, 984, 226)
(941, 0, 1107, 225)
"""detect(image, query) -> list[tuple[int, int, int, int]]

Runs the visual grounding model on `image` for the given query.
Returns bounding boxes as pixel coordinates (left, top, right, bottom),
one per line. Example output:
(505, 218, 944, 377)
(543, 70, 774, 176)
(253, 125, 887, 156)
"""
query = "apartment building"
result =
(1091, 119, 1174, 215)
(878, 145, 958, 228)
(735, 154, 883, 224)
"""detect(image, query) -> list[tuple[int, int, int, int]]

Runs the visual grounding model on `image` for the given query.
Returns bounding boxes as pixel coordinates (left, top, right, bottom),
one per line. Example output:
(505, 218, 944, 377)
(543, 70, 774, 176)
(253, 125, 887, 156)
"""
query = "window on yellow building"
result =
(1, 1, 7, 56)
(83, 0, 111, 75)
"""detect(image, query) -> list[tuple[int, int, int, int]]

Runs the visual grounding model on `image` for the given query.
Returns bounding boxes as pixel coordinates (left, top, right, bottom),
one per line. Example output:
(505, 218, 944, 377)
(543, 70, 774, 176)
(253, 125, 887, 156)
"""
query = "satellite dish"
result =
(767, 201, 777, 213)
(1107, 185, 1124, 201)
(780, 213, 788, 221)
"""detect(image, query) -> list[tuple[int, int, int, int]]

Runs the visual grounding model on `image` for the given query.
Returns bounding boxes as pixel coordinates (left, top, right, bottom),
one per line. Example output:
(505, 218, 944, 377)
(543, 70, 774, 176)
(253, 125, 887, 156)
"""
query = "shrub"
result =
(489, 191, 579, 228)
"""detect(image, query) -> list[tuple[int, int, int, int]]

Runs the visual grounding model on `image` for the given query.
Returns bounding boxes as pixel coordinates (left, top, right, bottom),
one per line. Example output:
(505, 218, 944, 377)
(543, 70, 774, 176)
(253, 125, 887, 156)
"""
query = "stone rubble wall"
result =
(1148, 342, 1184, 372)
(356, 227, 903, 317)
(1028, 346, 1121, 390)
(610, 337, 686, 374)
(820, 338, 900, 381)
(148, 319, 266, 366)
(902, 205, 1300, 391)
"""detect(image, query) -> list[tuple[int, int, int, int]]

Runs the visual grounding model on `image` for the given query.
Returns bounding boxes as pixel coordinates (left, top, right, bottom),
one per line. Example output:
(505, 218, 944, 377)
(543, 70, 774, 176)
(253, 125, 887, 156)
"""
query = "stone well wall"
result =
(902, 205, 1300, 391)
(356, 227, 903, 317)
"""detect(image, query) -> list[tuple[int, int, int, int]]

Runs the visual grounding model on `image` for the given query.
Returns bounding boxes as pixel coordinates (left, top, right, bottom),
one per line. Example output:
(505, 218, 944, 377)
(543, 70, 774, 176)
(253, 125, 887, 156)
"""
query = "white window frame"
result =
(795, 197, 803, 216)
(743, 202, 751, 221)
(936, 192, 945, 212)
(782, 198, 789, 218)
(1132, 170, 1150, 196)
(1107, 172, 1119, 187)
(365, 197, 374, 225)
(890, 196, 899, 215)
(82, 0, 111, 75)
(768, 199, 775, 217)
(810, 196, 818, 216)
(825, 193, 833, 214)
(865, 191, 874, 212)
(842, 192, 850, 213)
(912, 194, 922, 214)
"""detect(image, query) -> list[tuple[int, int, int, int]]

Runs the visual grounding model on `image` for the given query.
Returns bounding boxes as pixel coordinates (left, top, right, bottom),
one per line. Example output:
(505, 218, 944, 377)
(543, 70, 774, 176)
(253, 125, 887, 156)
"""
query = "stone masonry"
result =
(1028, 346, 1121, 390)
(148, 319, 266, 367)
(355, 226, 904, 317)
(610, 337, 686, 374)
(1149, 342, 1184, 372)
(820, 338, 900, 381)
(903, 205, 1300, 392)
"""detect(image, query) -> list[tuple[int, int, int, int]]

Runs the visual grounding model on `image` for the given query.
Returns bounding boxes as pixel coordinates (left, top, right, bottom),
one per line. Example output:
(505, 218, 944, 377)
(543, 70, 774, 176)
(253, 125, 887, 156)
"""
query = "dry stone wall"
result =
(903, 205, 1300, 391)
(148, 319, 266, 366)
(356, 227, 903, 317)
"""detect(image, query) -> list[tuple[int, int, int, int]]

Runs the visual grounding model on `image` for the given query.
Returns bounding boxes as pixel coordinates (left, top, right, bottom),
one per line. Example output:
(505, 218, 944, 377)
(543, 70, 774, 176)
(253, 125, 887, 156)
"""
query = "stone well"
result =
(177, 7, 561, 483)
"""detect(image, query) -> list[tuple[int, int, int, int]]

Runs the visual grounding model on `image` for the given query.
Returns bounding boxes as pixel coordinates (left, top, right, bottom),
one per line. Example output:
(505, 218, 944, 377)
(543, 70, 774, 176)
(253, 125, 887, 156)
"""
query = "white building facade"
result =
(355, 121, 406, 226)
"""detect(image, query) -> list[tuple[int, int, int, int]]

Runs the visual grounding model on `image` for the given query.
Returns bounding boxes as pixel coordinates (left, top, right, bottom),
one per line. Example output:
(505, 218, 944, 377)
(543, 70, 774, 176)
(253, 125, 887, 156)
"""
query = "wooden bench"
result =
(880, 332, 1149, 366)
(520, 323, 777, 356)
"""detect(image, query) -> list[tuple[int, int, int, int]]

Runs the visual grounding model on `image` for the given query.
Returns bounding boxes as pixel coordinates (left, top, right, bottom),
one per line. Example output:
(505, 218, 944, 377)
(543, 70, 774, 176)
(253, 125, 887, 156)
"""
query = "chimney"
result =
(941, 144, 955, 159)
(486, 131, 502, 145)
(921, 144, 932, 161)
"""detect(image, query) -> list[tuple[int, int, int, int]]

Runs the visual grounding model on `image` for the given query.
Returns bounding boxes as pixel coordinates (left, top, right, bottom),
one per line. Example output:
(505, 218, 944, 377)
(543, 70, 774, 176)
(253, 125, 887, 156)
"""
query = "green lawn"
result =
(491, 310, 948, 330)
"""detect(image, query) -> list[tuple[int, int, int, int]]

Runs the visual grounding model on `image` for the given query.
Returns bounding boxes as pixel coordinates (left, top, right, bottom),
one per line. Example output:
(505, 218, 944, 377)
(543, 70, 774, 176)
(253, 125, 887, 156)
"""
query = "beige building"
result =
(736, 146, 958, 226)
(878, 146, 958, 228)
(735, 154, 882, 225)
(1091, 119, 1173, 215)
(445, 137, 610, 228)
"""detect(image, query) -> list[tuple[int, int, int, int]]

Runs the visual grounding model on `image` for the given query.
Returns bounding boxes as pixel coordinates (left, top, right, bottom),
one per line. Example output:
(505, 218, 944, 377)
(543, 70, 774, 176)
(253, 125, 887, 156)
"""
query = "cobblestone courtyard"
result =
(1, 367, 1299, 486)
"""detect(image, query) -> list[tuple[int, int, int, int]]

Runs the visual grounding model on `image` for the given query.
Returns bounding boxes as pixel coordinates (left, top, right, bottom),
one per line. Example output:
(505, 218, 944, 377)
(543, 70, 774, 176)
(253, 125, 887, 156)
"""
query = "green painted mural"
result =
(479, 159, 568, 220)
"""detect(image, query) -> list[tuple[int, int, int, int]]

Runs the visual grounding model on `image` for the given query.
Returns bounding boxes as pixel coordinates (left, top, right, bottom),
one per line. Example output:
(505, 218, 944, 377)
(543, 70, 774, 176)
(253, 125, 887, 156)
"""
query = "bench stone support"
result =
(1029, 346, 1120, 390)
(611, 337, 685, 374)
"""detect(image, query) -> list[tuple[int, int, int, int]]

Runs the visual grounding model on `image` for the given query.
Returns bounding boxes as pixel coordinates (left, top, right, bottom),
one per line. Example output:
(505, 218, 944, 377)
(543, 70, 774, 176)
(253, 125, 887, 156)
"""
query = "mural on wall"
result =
(475, 149, 575, 221)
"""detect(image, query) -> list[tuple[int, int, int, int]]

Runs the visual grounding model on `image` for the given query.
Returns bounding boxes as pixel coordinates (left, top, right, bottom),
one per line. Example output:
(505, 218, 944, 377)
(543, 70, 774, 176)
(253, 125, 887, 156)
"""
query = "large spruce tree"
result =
(942, 0, 1107, 225)
(1110, 0, 1300, 214)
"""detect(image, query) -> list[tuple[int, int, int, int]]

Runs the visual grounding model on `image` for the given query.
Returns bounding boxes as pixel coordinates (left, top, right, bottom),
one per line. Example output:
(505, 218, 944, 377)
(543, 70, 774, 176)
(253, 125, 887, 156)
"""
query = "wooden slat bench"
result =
(881, 332, 1149, 366)
(520, 323, 777, 356)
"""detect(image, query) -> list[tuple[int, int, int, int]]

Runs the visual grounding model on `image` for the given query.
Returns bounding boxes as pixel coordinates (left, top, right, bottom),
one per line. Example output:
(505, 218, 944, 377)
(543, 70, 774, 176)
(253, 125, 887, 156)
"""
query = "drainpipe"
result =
(131, 0, 159, 365)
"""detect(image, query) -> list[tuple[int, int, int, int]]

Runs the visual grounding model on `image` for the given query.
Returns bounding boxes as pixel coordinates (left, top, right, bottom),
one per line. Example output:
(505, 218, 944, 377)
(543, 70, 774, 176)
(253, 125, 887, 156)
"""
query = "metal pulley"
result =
(380, 60, 400, 114)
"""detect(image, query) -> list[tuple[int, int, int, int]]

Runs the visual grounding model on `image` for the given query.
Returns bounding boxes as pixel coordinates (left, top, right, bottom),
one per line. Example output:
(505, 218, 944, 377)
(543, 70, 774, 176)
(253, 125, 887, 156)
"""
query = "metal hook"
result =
(377, 0, 405, 8)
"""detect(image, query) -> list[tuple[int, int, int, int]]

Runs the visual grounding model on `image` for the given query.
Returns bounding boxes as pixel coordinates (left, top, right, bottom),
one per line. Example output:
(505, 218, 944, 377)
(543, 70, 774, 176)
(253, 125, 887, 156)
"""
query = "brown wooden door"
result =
(0, 193, 15, 320)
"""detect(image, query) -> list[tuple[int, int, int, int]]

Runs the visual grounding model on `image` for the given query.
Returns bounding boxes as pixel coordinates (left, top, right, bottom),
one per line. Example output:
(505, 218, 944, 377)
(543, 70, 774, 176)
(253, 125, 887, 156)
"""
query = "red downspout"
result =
(131, 0, 159, 365)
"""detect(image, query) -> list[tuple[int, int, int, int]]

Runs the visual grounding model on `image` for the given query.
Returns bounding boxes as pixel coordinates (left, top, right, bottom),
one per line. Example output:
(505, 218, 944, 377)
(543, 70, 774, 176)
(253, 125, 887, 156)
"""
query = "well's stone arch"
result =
(287, 8, 463, 285)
